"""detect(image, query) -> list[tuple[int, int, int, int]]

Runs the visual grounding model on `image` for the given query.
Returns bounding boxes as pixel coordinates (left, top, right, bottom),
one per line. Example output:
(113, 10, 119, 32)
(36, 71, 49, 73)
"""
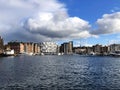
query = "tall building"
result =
(20, 42, 25, 53)
(63, 43, 69, 54)
(0, 36, 4, 54)
(24, 42, 34, 54)
(40, 42, 58, 55)
(68, 41, 73, 53)
(34, 43, 40, 54)
(60, 41, 73, 54)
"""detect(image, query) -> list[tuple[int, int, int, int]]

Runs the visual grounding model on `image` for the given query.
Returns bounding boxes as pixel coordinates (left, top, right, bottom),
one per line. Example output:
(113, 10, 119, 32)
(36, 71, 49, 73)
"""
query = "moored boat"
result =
(109, 51, 120, 57)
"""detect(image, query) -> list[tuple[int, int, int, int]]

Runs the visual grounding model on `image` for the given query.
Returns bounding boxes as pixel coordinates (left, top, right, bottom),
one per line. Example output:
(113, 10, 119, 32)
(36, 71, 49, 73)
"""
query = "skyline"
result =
(0, 0, 120, 46)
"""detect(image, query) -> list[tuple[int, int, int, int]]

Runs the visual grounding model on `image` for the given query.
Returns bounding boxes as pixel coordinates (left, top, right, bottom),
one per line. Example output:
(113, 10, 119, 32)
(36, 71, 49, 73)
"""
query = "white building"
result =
(40, 42, 58, 55)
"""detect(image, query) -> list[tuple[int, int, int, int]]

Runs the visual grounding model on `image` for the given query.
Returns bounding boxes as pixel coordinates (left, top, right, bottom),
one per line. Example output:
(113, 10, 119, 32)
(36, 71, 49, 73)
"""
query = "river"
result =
(0, 55, 120, 90)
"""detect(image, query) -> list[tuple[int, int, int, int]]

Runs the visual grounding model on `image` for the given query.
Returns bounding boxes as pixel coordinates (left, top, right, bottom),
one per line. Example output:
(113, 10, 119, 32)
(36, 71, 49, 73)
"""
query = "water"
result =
(0, 55, 120, 90)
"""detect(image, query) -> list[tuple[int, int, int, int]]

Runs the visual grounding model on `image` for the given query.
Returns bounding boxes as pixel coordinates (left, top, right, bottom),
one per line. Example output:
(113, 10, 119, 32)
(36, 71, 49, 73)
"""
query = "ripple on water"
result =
(0, 55, 120, 90)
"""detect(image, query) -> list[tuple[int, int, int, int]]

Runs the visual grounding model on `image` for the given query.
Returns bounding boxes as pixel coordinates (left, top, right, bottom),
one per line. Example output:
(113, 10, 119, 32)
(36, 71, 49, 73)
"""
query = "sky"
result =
(0, 0, 120, 46)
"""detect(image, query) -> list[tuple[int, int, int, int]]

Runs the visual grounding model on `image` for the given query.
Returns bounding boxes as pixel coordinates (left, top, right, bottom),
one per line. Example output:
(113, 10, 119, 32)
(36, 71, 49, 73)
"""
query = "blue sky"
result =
(60, 0, 120, 21)
(59, 0, 120, 46)
(0, 0, 120, 46)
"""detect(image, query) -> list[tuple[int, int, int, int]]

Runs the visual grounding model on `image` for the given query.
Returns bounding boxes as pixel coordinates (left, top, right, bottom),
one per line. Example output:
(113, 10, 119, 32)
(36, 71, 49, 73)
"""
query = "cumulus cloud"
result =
(91, 12, 120, 35)
(24, 13, 91, 39)
(0, 0, 93, 42)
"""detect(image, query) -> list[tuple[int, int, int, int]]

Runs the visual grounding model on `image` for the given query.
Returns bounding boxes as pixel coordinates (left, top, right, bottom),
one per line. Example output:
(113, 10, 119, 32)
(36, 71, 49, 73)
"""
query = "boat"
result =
(88, 52, 96, 56)
(109, 51, 120, 57)
(3, 50, 16, 57)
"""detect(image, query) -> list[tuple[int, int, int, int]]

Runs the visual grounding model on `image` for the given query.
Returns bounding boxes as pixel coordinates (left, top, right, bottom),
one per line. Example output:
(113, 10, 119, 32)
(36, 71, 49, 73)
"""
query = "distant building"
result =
(60, 41, 73, 54)
(34, 43, 40, 54)
(73, 46, 87, 54)
(24, 42, 34, 54)
(73, 45, 109, 55)
(8, 42, 40, 54)
(101, 46, 109, 54)
(109, 44, 120, 52)
(64, 43, 69, 54)
(0, 36, 4, 54)
(40, 42, 58, 55)
(68, 41, 73, 54)
(86, 47, 93, 54)
(93, 44, 102, 54)
(20, 42, 25, 53)
(23, 42, 40, 54)
(8, 42, 24, 54)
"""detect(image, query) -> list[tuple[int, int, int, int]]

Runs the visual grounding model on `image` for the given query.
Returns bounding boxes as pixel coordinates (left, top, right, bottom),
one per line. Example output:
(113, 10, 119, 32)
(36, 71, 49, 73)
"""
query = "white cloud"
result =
(108, 40, 120, 45)
(24, 14, 92, 39)
(91, 12, 120, 35)
(0, 0, 94, 42)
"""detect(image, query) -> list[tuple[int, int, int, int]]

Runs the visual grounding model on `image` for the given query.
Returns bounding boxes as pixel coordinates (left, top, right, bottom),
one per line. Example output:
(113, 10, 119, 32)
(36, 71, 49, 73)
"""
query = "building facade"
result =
(93, 44, 102, 54)
(34, 43, 40, 54)
(109, 44, 120, 52)
(60, 41, 73, 54)
(8, 42, 40, 54)
(24, 42, 34, 54)
(8, 42, 24, 54)
(0, 36, 4, 54)
(40, 42, 58, 55)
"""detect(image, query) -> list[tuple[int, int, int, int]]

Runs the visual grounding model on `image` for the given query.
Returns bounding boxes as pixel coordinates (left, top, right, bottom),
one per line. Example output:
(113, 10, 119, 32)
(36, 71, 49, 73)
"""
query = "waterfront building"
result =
(8, 42, 24, 54)
(0, 36, 4, 54)
(86, 47, 94, 54)
(101, 46, 109, 54)
(73, 45, 109, 55)
(109, 44, 120, 52)
(8, 41, 40, 54)
(64, 43, 69, 54)
(73, 46, 87, 54)
(24, 42, 34, 54)
(60, 41, 73, 54)
(93, 44, 102, 54)
(20, 42, 25, 53)
(40, 42, 58, 55)
(60, 43, 64, 53)
(68, 41, 73, 54)
(34, 43, 40, 54)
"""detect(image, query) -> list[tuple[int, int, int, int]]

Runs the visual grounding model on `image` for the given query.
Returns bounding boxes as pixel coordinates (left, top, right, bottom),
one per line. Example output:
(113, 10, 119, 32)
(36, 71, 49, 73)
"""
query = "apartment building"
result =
(40, 42, 58, 55)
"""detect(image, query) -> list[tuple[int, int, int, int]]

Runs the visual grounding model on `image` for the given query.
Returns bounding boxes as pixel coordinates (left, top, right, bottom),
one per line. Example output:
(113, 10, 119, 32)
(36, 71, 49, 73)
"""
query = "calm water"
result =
(0, 55, 120, 90)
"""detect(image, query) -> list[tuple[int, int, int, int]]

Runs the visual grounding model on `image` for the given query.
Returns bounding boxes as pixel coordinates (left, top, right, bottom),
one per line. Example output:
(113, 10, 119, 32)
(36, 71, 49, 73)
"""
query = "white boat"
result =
(2, 50, 16, 56)
(109, 51, 120, 56)
(89, 52, 96, 56)
(41, 53, 44, 56)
